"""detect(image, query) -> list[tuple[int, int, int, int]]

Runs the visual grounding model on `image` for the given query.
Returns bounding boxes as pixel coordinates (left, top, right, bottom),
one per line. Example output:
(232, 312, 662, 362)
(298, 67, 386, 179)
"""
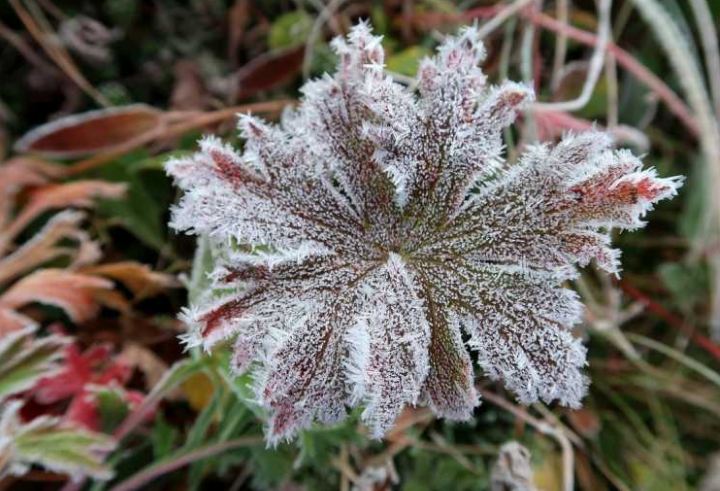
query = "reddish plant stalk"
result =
(617, 280, 720, 361)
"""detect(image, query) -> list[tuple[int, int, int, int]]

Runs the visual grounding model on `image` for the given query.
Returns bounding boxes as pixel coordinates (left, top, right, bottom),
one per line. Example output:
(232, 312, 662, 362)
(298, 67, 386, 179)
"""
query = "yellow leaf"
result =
(181, 372, 214, 411)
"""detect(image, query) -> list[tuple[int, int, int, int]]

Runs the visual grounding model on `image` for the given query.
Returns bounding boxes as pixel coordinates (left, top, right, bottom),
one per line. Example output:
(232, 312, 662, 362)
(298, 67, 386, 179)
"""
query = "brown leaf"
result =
(0, 210, 99, 286)
(0, 157, 63, 229)
(567, 407, 601, 438)
(0, 180, 125, 254)
(120, 342, 169, 391)
(0, 307, 34, 334)
(170, 61, 208, 111)
(80, 261, 180, 300)
(234, 46, 304, 101)
(0, 157, 61, 191)
(0, 269, 113, 324)
(14, 105, 163, 159)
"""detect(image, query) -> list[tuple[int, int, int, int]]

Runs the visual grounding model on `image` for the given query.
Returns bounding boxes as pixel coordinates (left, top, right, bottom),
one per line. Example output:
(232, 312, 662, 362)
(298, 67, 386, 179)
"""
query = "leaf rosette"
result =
(167, 23, 682, 444)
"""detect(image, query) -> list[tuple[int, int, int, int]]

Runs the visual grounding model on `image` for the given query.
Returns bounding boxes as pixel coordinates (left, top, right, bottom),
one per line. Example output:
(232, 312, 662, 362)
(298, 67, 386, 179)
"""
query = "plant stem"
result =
(108, 436, 263, 491)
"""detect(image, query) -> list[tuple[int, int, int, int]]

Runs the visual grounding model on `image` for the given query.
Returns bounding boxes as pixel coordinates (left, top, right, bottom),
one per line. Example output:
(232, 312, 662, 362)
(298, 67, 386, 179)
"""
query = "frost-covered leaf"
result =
(0, 326, 69, 400)
(167, 23, 682, 443)
(0, 400, 115, 481)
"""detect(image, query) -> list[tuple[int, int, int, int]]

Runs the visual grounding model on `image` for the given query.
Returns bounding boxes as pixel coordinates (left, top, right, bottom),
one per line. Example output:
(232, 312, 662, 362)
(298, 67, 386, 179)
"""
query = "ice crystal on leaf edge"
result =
(166, 21, 682, 445)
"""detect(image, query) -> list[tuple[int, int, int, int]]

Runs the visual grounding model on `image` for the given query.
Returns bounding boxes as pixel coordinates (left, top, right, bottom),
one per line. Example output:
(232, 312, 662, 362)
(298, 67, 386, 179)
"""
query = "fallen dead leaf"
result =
(14, 105, 163, 159)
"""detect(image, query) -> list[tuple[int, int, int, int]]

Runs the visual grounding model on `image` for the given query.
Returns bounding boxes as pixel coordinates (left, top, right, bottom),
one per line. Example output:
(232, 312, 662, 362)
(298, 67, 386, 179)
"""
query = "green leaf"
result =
(401, 449, 486, 490)
(249, 445, 295, 488)
(297, 420, 361, 468)
(147, 357, 211, 402)
(1, 401, 116, 480)
(150, 415, 179, 460)
(0, 327, 68, 401)
(678, 156, 711, 240)
(268, 11, 313, 50)
(658, 261, 708, 310)
(96, 387, 132, 433)
(183, 379, 222, 452)
(386, 46, 432, 77)
(92, 153, 172, 251)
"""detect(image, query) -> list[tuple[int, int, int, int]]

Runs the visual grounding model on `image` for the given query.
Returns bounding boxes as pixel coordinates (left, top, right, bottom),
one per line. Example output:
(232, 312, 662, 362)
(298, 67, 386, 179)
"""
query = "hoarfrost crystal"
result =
(167, 23, 682, 444)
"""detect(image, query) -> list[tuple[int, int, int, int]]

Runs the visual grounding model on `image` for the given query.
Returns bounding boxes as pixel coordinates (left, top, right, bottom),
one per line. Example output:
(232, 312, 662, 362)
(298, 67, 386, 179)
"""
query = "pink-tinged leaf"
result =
(63, 386, 146, 431)
(0, 211, 98, 286)
(534, 108, 649, 149)
(0, 269, 113, 324)
(0, 308, 35, 334)
(0, 158, 63, 230)
(14, 105, 162, 159)
(1, 180, 126, 252)
(167, 23, 681, 443)
(0, 157, 62, 193)
(79, 261, 180, 300)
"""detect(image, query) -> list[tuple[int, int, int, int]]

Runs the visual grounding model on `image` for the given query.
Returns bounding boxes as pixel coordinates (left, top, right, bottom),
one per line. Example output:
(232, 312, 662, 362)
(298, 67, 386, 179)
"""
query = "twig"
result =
(303, 0, 346, 80)
(448, 7, 699, 137)
(479, 388, 575, 491)
(331, 444, 358, 489)
(550, 0, 569, 89)
(0, 19, 60, 75)
(10, 0, 110, 107)
(629, 0, 720, 342)
(427, 431, 480, 474)
(108, 436, 263, 491)
(617, 279, 720, 361)
(476, 0, 533, 40)
(526, 10, 700, 136)
(626, 332, 720, 388)
(605, 49, 619, 127)
(533, 0, 612, 112)
(520, 10, 537, 140)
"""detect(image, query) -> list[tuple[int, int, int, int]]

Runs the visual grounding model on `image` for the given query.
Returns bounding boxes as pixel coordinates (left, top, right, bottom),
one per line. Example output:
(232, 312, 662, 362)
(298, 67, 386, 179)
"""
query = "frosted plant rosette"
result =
(166, 23, 681, 444)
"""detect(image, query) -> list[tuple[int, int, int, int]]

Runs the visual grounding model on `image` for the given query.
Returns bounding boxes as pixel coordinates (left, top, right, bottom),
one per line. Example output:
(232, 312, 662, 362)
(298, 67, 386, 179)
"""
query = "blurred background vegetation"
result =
(0, 0, 719, 490)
